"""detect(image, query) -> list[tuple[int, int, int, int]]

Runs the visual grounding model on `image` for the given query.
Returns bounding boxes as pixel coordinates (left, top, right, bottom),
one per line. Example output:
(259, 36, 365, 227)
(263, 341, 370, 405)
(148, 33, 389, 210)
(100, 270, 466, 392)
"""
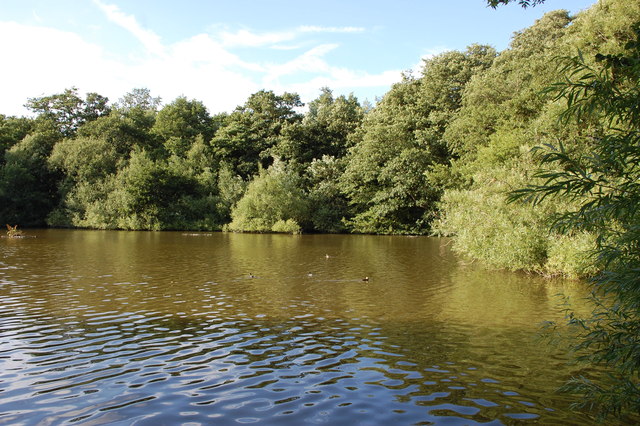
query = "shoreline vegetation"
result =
(1, 0, 639, 418)
(0, 0, 636, 279)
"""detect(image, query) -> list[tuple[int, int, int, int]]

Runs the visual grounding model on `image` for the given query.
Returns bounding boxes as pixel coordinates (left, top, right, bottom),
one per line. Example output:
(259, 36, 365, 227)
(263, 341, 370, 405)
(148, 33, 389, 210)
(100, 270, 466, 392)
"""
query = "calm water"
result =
(0, 230, 598, 425)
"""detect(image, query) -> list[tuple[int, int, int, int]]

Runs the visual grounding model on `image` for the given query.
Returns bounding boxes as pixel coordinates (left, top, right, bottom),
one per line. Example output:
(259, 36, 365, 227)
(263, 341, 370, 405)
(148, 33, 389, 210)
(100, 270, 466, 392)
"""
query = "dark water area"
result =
(0, 230, 600, 424)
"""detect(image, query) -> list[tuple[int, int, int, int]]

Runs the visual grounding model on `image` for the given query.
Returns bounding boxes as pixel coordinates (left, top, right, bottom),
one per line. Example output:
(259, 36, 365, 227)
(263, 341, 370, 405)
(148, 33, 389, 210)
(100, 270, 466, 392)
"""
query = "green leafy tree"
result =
(305, 155, 350, 233)
(216, 162, 247, 223)
(436, 126, 596, 276)
(108, 88, 163, 152)
(445, 10, 572, 158)
(50, 138, 224, 231)
(116, 88, 162, 112)
(435, 8, 610, 275)
(25, 87, 110, 138)
(211, 90, 303, 178)
(275, 88, 363, 164)
(227, 159, 309, 233)
(0, 115, 33, 164)
(439, 0, 640, 273)
(510, 24, 640, 418)
(77, 109, 158, 155)
(107, 150, 208, 230)
(49, 137, 120, 184)
(0, 122, 62, 226)
(342, 45, 496, 234)
(152, 96, 215, 157)
(46, 136, 122, 227)
(48, 101, 161, 228)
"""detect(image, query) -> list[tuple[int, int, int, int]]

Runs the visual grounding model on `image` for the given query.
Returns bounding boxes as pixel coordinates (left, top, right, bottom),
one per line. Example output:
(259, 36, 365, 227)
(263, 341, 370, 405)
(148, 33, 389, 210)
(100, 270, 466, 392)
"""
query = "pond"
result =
(0, 230, 597, 425)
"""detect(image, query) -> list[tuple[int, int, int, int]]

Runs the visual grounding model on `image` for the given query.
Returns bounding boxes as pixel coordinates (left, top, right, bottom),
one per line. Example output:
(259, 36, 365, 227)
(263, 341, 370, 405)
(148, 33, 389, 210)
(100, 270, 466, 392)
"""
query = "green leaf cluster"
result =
(436, 0, 640, 278)
(341, 45, 496, 234)
(226, 159, 308, 234)
(510, 21, 640, 418)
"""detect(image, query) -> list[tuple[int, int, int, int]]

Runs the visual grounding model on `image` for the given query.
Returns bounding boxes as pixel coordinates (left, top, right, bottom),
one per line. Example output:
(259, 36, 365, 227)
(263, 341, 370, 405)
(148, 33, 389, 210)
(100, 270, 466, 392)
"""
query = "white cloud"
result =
(0, 22, 118, 115)
(0, 4, 395, 117)
(263, 43, 401, 94)
(265, 48, 401, 104)
(282, 69, 401, 97)
(264, 44, 339, 84)
(31, 9, 43, 23)
(218, 25, 366, 48)
(92, 0, 165, 56)
(270, 44, 305, 51)
(169, 33, 263, 72)
(219, 28, 296, 48)
(0, 21, 257, 116)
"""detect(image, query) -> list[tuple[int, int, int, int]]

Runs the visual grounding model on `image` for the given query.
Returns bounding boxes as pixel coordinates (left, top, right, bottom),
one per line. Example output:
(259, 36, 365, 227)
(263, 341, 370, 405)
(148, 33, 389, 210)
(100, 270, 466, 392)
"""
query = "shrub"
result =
(227, 159, 309, 233)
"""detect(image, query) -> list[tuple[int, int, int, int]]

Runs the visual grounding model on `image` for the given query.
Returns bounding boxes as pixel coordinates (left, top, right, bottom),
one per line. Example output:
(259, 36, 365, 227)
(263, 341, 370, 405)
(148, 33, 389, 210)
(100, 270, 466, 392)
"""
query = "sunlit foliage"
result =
(226, 159, 308, 234)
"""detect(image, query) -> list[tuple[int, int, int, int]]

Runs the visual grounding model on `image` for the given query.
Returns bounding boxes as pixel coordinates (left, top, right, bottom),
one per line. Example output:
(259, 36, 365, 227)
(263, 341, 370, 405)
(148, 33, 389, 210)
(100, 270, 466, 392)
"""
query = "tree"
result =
(0, 115, 33, 164)
(510, 24, 640, 418)
(274, 88, 363, 164)
(444, 10, 572, 158)
(0, 122, 62, 226)
(227, 159, 309, 233)
(25, 87, 110, 138)
(306, 155, 351, 233)
(49, 136, 120, 184)
(117, 88, 162, 112)
(76, 109, 158, 155)
(152, 96, 215, 157)
(45, 134, 123, 228)
(341, 45, 496, 234)
(211, 90, 303, 178)
(105, 150, 202, 230)
(434, 10, 590, 273)
(216, 162, 247, 223)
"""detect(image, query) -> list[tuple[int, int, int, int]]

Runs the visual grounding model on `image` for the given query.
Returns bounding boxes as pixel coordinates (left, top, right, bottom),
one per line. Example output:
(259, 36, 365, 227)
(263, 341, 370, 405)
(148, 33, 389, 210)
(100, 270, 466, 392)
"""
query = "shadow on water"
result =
(0, 230, 611, 424)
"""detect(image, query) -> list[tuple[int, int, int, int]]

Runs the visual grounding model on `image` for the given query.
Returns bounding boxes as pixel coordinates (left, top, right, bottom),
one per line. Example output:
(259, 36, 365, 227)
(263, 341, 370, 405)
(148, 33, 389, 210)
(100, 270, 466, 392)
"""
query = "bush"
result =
(271, 219, 301, 234)
(436, 142, 594, 276)
(227, 159, 309, 233)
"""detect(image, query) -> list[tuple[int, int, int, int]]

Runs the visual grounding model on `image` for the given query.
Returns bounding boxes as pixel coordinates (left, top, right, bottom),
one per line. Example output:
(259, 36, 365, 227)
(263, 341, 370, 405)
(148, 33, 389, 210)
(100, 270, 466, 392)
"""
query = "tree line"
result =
(0, 50, 498, 237)
(0, 1, 633, 275)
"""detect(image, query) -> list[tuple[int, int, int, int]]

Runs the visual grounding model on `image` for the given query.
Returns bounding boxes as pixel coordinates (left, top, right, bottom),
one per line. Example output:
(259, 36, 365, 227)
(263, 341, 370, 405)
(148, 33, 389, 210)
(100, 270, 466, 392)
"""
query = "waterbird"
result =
(248, 273, 256, 279)
(307, 272, 313, 277)
(362, 276, 369, 282)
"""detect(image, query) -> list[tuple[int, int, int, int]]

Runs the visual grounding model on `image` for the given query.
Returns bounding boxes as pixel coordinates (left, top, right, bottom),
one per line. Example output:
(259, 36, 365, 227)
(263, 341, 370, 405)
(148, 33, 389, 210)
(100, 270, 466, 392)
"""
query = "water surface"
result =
(0, 230, 597, 424)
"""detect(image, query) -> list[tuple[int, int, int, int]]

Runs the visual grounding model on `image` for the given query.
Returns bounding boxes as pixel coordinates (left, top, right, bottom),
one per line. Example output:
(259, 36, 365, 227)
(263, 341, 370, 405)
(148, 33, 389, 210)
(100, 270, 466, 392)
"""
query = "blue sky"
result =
(0, 0, 596, 116)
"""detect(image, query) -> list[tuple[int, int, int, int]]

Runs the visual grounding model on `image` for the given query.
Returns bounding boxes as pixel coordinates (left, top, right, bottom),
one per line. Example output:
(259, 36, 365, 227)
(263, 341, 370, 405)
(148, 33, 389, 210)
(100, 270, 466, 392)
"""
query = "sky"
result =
(0, 0, 597, 117)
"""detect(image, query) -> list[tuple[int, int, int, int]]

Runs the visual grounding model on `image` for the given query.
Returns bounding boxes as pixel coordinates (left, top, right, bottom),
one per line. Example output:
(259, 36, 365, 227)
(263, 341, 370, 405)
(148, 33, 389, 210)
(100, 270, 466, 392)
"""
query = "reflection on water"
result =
(0, 230, 597, 424)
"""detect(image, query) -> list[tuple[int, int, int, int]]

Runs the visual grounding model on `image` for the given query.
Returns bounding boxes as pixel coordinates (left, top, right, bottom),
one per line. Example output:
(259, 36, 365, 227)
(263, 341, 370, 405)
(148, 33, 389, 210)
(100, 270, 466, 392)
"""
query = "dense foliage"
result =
(510, 23, 640, 419)
(485, 0, 640, 419)
(342, 45, 496, 234)
(0, 0, 633, 247)
(436, 0, 640, 278)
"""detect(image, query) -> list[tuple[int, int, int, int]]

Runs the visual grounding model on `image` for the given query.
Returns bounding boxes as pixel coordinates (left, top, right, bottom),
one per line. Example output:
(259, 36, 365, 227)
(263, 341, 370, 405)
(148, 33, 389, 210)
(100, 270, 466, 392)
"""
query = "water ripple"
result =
(3, 308, 578, 424)
(0, 231, 613, 425)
